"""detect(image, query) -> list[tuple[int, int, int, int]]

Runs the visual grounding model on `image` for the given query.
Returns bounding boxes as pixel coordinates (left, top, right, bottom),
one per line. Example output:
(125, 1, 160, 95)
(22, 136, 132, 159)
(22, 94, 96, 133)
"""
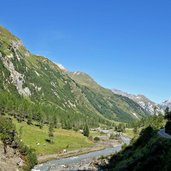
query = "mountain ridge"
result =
(68, 71, 149, 121)
(160, 99, 171, 110)
(112, 88, 164, 115)
(0, 26, 149, 125)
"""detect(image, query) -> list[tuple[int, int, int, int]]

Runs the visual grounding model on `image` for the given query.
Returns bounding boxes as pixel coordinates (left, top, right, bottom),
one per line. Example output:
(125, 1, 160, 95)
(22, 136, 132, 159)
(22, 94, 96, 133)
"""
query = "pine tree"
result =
(53, 115, 58, 128)
(0, 117, 16, 154)
(165, 107, 171, 121)
(83, 124, 89, 137)
(133, 126, 138, 134)
(48, 123, 54, 143)
(27, 113, 32, 125)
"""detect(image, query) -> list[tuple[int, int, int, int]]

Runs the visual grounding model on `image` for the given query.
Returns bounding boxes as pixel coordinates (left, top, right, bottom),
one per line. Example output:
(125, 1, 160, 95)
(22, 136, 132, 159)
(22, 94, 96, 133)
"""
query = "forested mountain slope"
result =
(68, 71, 149, 122)
(0, 26, 148, 126)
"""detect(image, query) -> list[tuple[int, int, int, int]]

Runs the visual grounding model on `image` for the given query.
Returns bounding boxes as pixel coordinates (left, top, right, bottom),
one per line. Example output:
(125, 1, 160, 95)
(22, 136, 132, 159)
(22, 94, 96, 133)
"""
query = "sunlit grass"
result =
(124, 128, 135, 138)
(13, 119, 93, 156)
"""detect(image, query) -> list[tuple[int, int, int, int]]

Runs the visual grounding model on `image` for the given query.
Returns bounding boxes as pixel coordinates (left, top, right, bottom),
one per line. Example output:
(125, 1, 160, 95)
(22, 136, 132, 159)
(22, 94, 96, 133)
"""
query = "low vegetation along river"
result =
(33, 136, 130, 171)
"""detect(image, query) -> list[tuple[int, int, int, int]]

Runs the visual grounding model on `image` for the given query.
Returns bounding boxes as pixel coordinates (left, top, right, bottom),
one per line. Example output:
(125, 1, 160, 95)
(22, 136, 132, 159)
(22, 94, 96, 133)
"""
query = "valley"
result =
(0, 25, 150, 127)
(0, 25, 170, 171)
(13, 117, 126, 162)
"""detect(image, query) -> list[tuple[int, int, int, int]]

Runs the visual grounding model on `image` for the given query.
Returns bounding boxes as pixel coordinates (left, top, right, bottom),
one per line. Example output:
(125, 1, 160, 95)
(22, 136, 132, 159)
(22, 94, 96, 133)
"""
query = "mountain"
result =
(68, 71, 101, 91)
(68, 72, 148, 121)
(0, 26, 148, 126)
(160, 100, 171, 110)
(112, 89, 163, 115)
(0, 26, 105, 128)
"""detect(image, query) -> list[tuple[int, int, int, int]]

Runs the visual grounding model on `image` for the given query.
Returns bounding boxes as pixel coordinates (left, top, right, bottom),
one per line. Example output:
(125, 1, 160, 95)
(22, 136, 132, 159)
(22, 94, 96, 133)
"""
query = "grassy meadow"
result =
(13, 119, 93, 156)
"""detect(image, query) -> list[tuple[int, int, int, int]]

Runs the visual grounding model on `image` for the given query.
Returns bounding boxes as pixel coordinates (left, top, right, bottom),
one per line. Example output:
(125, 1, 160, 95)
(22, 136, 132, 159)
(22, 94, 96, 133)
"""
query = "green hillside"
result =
(0, 26, 148, 127)
(101, 126, 171, 171)
(69, 72, 148, 122)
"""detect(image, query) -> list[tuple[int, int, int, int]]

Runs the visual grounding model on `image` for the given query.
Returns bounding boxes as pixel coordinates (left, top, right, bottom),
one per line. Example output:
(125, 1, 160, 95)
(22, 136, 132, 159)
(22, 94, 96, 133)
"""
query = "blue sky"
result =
(1, 0, 171, 103)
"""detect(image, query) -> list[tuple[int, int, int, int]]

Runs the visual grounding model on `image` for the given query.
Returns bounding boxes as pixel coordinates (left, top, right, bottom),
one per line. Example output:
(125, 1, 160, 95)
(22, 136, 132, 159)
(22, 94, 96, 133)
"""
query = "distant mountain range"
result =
(0, 26, 162, 125)
(160, 100, 171, 109)
(112, 89, 165, 115)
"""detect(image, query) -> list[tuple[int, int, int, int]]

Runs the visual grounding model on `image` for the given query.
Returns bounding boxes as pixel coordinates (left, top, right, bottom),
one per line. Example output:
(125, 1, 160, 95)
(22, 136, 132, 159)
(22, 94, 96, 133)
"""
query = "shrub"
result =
(23, 148, 37, 171)
(16, 138, 37, 171)
(94, 137, 100, 141)
(121, 143, 127, 150)
(165, 121, 171, 135)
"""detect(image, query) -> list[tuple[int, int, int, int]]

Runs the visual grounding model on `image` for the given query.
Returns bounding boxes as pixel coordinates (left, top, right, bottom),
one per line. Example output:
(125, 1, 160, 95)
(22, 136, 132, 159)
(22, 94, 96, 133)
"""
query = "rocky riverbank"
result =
(37, 139, 121, 164)
(45, 156, 110, 171)
(33, 135, 130, 171)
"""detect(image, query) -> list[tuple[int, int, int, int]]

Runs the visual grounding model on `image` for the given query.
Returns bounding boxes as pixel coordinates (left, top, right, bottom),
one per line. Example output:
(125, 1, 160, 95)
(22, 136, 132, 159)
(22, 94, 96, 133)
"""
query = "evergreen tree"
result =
(83, 124, 89, 137)
(165, 107, 171, 121)
(115, 123, 125, 133)
(53, 115, 58, 128)
(19, 126, 23, 139)
(39, 117, 44, 129)
(48, 123, 54, 143)
(0, 117, 16, 154)
(27, 113, 32, 125)
(133, 126, 138, 134)
(165, 107, 171, 134)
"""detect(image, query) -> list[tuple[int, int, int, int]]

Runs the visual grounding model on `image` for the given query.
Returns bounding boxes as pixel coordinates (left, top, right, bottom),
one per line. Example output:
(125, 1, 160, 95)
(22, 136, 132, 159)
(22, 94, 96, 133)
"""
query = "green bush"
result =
(165, 121, 171, 135)
(100, 127, 171, 171)
(94, 137, 100, 141)
(23, 148, 37, 171)
(15, 136, 37, 170)
(0, 116, 37, 170)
